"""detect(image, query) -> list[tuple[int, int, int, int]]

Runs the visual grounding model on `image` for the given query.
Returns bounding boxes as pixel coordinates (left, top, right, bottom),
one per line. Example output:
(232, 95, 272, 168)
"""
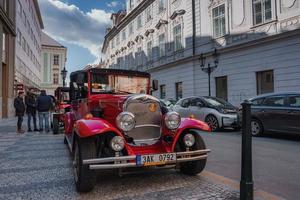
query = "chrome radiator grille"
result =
(124, 95, 162, 146)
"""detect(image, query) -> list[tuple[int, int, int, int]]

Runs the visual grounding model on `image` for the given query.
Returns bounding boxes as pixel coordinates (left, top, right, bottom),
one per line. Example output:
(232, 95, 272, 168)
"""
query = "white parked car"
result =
(173, 96, 240, 131)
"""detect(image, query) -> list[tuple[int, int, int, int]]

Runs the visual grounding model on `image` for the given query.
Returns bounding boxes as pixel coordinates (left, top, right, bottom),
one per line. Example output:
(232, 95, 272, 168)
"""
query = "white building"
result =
(15, 0, 43, 91)
(102, 0, 300, 106)
(40, 32, 67, 96)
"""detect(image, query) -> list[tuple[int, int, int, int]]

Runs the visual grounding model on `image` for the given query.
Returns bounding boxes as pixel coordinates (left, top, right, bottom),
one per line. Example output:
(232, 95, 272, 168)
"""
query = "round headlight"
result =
(116, 112, 135, 132)
(110, 136, 125, 151)
(164, 111, 181, 130)
(183, 133, 195, 147)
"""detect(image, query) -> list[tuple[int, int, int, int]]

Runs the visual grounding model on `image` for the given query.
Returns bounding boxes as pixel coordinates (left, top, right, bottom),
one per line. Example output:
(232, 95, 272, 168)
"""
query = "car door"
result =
(260, 95, 287, 132)
(174, 98, 191, 118)
(188, 98, 206, 121)
(285, 95, 300, 133)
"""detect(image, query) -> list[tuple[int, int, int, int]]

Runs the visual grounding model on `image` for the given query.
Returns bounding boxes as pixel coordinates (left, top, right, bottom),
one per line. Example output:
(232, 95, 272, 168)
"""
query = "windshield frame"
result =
(203, 96, 236, 110)
(89, 72, 150, 95)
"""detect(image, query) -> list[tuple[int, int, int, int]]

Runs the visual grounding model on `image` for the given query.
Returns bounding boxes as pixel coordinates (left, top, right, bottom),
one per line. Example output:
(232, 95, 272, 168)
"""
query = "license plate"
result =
(136, 153, 176, 166)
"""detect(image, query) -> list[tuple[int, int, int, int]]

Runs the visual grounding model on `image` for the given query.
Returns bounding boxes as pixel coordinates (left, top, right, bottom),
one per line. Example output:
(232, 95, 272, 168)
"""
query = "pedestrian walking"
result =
(25, 89, 38, 132)
(14, 91, 26, 134)
(36, 90, 53, 133)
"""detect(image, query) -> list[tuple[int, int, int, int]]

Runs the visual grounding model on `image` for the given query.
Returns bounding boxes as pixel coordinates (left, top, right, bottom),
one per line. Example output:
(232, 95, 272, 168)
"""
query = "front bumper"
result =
(221, 114, 238, 127)
(83, 149, 211, 170)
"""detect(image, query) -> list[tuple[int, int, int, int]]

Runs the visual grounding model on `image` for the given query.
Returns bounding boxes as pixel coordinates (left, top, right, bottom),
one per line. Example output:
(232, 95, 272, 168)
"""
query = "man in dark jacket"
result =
(14, 91, 25, 133)
(36, 90, 53, 132)
(25, 89, 38, 132)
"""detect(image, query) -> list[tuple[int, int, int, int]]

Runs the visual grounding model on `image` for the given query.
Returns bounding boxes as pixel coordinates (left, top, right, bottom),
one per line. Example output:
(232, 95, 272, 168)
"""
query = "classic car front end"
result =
(64, 69, 211, 192)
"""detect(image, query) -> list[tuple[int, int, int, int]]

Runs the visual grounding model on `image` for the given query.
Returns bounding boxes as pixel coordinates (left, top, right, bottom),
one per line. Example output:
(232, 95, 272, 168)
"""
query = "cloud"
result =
(106, 1, 120, 8)
(39, 0, 112, 64)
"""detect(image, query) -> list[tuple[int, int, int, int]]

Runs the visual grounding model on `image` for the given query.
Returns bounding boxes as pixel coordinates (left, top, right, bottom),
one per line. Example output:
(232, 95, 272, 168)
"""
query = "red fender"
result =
(74, 118, 123, 138)
(64, 112, 75, 135)
(171, 118, 211, 151)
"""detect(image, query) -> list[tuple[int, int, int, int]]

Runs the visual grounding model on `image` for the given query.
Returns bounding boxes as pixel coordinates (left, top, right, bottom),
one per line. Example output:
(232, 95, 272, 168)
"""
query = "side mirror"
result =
(152, 79, 158, 91)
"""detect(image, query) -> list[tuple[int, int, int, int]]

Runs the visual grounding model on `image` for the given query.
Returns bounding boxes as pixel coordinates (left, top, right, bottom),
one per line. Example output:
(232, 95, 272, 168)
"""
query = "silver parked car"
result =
(173, 96, 240, 131)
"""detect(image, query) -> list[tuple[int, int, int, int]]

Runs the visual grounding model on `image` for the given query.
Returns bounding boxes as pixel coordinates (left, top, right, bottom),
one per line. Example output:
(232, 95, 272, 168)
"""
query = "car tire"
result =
(73, 137, 97, 192)
(205, 115, 219, 132)
(178, 132, 207, 175)
(251, 118, 263, 136)
(52, 117, 59, 135)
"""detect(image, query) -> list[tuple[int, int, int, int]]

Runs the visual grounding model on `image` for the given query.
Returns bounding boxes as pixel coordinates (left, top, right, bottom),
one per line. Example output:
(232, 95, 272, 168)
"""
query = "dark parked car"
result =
(242, 92, 300, 136)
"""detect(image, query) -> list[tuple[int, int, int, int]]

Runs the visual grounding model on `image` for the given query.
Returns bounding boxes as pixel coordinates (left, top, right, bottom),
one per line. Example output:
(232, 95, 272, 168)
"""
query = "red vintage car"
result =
(63, 68, 211, 192)
(52, 87, 71, 134)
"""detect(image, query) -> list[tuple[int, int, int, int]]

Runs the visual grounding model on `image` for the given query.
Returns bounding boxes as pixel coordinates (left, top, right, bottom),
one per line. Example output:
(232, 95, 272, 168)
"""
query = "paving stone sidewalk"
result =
(0, 118, 241, 200)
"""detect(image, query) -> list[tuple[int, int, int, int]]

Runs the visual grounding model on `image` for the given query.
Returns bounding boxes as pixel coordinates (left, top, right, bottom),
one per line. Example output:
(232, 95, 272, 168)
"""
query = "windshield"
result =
(91, 73, 149, 94)
(203, 97, 236, 110)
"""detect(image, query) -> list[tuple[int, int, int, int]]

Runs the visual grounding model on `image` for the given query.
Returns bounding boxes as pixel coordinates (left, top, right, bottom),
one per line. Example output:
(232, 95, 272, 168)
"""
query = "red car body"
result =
(63, 68, 211, 192)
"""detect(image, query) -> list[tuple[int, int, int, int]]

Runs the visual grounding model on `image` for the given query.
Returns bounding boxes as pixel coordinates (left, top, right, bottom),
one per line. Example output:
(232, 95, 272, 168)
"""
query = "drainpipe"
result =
(192, 0, 196, 55)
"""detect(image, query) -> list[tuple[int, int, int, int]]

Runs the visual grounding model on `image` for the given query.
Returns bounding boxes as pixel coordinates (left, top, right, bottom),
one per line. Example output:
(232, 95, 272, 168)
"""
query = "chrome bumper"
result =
(83, 149, 211, 170)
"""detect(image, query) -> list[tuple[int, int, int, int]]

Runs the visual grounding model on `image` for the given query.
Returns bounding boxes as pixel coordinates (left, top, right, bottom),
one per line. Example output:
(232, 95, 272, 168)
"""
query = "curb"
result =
(202, 171, 286, 200)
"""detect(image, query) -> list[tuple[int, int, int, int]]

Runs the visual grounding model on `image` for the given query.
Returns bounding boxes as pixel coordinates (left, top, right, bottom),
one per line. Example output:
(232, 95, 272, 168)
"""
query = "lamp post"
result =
(61, 67, 68, 87)
(199, 48, 219, 96)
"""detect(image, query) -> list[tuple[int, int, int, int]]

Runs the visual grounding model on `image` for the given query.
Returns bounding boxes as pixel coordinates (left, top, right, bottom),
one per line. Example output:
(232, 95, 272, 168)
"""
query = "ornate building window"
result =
(173, 24, 183, 51)
(175, 82, 182, 100)
(53, 73, 59, 84)
(129, 22, 134, 35)
(53, 55, 59, 65)
(160, 85, 166, 99)
(212, 4, 226, 38)
(129, 0, 134, 10)
(116, 34, 120, 45)
(158, 0, 166, 13)
(146, 7, 153, 22)
(147, 40, 153, 62)
(253, 0, 272, 25)
(122, 29, 126, 40)
(137, 15, 142, 29)
(159, 33, 166, 57)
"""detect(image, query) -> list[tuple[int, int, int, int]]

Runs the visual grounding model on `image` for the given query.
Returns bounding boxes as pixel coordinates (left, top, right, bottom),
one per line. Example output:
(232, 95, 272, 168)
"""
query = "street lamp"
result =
(61, 67, 68, 87)
(199, 48, 219, 96)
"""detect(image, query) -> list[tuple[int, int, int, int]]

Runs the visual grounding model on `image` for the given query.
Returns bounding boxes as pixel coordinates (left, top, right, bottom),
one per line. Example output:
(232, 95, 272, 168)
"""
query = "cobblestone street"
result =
(0, 119, 241, 200)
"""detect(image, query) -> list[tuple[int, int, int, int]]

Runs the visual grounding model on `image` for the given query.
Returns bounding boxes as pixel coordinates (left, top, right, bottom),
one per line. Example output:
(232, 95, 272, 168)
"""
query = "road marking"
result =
(202, 170, 286, 200)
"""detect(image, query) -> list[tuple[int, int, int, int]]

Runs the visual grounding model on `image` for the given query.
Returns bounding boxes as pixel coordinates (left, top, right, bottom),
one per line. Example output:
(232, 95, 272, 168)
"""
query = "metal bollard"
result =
(240, 100, 253, 200)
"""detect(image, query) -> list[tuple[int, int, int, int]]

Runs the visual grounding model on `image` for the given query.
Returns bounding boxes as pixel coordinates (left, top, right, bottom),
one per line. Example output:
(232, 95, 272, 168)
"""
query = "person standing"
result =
(36, 90, 53, 133)
(14, 91, 26, 134)
(25, 89, 38, 132)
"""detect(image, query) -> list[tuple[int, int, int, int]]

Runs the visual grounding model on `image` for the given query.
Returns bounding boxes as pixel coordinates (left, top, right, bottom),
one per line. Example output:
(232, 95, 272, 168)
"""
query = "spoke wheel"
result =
(205, 115, 219, 131)
(73, 138, 96, 192)
(251, 119, 263, 136)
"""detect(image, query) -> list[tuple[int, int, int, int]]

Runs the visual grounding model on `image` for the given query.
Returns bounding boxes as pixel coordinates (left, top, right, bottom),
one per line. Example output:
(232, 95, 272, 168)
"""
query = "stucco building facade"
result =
(0, 0, 16, 118)
(40, 32, 67, 96)
(102, 0, 300, 106)
(15, 0, 43, 92)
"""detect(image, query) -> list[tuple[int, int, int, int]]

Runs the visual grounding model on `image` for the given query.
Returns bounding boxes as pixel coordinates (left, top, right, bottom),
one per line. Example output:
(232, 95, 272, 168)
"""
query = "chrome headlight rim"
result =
(183, 133, 195, 147)
(110, 136, 125, 152)
(164, 111, 181, 130)
(116, 111, 136, 132)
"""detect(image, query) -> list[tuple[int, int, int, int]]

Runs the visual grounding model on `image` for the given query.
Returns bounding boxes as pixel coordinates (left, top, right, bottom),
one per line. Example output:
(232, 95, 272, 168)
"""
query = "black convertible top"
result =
(70, 68, 150, 78)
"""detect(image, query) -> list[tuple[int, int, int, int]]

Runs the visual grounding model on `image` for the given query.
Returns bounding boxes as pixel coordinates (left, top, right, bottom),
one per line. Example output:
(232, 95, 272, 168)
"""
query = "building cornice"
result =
(0, 7, 16, 36)
(33, 0, 44, 29)
(102, 0, 155, 53)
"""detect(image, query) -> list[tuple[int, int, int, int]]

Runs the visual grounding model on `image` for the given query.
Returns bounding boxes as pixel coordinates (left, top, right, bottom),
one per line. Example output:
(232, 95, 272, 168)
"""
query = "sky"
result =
(39, 0, 125, 74)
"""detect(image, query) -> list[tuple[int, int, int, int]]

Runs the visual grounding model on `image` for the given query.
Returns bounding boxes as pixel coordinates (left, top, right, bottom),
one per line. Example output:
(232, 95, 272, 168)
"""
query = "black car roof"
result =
(70, 68, 150, 77)
(249, 92, 300, 101)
